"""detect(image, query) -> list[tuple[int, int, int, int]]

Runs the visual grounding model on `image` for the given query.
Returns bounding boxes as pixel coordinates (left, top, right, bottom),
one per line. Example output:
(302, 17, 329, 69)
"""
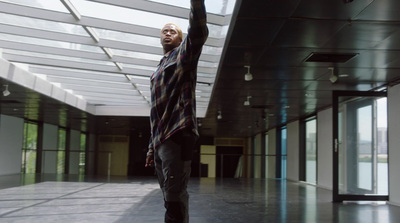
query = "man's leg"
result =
(155, 138, 192, 223)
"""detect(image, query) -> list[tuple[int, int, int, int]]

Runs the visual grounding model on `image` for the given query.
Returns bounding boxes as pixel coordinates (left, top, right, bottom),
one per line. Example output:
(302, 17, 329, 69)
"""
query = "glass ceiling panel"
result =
(198, 61, 218, 68)
(147, 0, 237, 15)
(93, 28, 160, 47)
(112, 49, 162, 61)
(69, 0, 224, 38)
(0, 0, 69, 13)
(0, 0, 237, 116)
(0, 33, 102, 53)
(45, 75, 130, 85)
(197, 72, 216, 78)
(29, 65, 128, 79)
(0, 13, 88, 36)
(122, 64, 162, 72)
(59, 84, 137, 94)
(71, 0, 189, 29)
(112, 46, 222, 62)
(4, 49, 116, 66)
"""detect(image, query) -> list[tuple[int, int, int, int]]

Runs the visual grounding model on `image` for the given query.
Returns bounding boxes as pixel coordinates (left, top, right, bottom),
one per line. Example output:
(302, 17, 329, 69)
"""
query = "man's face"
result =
(161, 24, 182, 53)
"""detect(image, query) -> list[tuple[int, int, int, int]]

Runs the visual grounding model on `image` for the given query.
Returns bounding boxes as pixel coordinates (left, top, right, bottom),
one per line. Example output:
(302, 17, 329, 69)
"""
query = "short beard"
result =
(162, 43, 180, 54)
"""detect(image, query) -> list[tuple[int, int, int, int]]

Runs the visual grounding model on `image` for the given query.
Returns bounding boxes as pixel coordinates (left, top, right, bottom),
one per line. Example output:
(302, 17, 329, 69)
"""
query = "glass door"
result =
(333, 91, 388, 202)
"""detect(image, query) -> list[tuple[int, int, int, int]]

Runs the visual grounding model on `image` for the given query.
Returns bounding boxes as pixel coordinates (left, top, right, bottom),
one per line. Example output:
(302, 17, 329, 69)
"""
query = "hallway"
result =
(0, 175, 399, 223)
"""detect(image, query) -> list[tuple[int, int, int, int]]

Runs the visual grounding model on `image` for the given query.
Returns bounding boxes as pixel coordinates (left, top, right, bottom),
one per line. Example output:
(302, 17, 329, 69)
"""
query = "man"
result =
(145, 0, 208, 222)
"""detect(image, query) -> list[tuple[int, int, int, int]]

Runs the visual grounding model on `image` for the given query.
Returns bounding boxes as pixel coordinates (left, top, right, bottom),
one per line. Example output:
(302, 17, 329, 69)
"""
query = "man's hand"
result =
(145, 155, 154, 167)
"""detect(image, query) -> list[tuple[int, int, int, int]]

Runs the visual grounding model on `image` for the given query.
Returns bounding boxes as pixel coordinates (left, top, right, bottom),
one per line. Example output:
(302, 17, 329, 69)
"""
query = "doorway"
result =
(216, 146, 243, 178)
(332, 91, 388, 202)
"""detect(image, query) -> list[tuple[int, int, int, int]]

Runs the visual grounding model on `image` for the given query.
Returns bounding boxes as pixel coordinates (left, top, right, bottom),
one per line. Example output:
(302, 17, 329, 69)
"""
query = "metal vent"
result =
(251, 105, 274, 109)
(305, 52, 357, 63)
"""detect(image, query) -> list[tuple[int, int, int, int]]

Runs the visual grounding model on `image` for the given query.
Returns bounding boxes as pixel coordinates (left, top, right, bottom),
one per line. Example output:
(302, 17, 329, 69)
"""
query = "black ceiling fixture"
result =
(305, 52, 358, 63)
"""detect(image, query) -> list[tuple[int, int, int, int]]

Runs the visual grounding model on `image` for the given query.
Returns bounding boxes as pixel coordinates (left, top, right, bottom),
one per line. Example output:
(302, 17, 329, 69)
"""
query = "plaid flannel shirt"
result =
(148, 0, 209, 152)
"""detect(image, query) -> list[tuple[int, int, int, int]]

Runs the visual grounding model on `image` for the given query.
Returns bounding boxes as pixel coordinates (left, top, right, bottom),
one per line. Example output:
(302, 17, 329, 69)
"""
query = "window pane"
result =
(79, 133, 87, 175)
(265, 133, 269, 178)
(24, 151, 37, 174)
(22, 122, 38, 173)
(357, 106, 372, 190)
(57, 128, 66, 174)
(57, 151, 65, 174)
(377, 98, 388, 194)
(306, 119, 317, 184)
(281, 128, 287, 179)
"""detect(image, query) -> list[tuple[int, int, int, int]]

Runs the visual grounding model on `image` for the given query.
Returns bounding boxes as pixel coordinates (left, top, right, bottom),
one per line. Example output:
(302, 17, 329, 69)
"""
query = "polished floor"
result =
(0, 174, 399, 223)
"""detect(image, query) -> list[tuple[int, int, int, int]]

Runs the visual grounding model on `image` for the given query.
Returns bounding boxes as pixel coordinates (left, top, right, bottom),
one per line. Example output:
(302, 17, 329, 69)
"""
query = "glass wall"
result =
(57, 128, 66, 174)
(281, 127, 287, 179)
(79, 133, 87, 175)
(376, 98, 388, 194)
(305, 119, 317, 184)
(336, 95, 388, 197)
(21, 122, 38, 173)
(265, 133, 269, 178)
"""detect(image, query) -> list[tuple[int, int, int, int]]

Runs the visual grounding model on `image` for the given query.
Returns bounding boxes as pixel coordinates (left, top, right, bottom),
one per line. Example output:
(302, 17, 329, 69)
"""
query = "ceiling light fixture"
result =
(328, 67, 338, 83)
(3, 85, 10, 96)
(217, 111, 222, 120)
(244, 65, 253, 81)
(244, 96, 252, 106)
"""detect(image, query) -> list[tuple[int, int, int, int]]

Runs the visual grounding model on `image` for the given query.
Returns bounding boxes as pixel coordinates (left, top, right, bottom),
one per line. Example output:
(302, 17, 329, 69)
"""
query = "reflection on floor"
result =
(0, 174, 399, 223)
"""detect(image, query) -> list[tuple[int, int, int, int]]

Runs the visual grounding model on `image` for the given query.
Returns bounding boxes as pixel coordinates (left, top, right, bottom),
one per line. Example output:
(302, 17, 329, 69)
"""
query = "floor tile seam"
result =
(0, 183, 104, 192)
(27, 203, 142, 208)
(32, 199, 153, 207)
(0, 183, 108, 218)
(0, 210, 133, 219)
(0, 199, 49, 202)
(46, 196, 159, 200)
(42, 182, 109, 200)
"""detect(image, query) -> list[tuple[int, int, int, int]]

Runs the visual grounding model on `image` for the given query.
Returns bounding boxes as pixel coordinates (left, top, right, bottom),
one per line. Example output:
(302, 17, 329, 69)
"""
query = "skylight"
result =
(0, 0, 237, 117)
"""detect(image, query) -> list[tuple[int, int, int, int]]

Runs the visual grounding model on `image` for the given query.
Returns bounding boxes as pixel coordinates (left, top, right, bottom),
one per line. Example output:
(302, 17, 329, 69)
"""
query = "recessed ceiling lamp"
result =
(328, 67, 338, 83)
(244, 65, 253, 81)
(3, 85, 10, 96)
(244, 96, 252, 106)
(217, 111, 222, 120)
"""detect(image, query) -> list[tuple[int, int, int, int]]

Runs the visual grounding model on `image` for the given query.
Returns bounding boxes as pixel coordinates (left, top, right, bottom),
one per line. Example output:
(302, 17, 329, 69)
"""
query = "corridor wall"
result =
(388, 84, 400, 205)
(42, 123, 58, 174)
(0, 115, 24, 175)
(287, 121, 300, 181)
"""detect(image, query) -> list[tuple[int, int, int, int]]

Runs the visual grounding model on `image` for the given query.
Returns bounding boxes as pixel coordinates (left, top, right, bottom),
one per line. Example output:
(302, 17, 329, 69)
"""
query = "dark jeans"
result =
(154, 131, 196, 223)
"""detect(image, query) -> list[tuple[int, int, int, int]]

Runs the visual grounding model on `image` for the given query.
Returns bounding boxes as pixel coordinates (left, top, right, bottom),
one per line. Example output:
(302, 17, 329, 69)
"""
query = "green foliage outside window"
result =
(57, 128, 66, 174)
(22, 122, 38, 174)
